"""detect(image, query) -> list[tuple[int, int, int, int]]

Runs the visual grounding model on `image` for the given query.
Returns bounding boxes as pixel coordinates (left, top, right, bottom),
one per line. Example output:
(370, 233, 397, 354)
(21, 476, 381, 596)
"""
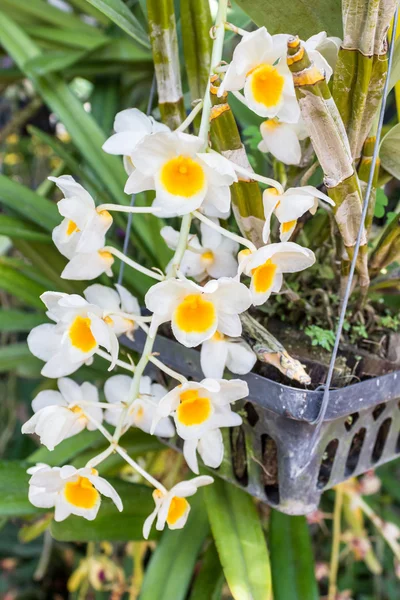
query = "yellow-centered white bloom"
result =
(102, 108, 169, 175)
(152, 378, 247, 473)
(262, 186, 335, 243)
(219, 27, 300, 121)
(27, 464, 122, 521)
(84, 283, 140, 339)
(200, 332, 256, 379)
(27, 292, 120, 377)
(239, 242, 316, 305)
(143, 476, 213, 539)
(103, 374, 175, 438)
(22, 378, 102, 451)
(258, 117, 308, 165)
(161, 221, 239, 281)
(303, 32, 341, 82)
(145, 277, 251, 347)
(51, 175, 113, 255)
(124, 131, 238, 218)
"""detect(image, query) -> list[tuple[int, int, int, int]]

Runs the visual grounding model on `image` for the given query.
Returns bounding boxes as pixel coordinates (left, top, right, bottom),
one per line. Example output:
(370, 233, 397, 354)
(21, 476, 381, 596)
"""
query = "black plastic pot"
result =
(123, 329, 400, 515)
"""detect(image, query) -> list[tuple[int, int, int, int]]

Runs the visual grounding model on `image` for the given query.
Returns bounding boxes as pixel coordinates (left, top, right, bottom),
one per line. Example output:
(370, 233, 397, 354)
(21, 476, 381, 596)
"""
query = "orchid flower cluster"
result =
(23, 21, 338, 538)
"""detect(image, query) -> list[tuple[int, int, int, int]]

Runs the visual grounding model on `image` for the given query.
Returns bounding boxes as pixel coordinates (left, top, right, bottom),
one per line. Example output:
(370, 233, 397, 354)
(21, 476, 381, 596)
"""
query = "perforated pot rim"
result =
(122, 329, 400, 424)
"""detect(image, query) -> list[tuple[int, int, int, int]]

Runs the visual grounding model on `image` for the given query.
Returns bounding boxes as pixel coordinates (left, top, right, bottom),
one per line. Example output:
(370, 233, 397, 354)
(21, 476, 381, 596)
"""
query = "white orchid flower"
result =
(102, 109, 169, 172)
(27, 291, 120, 378)
(161, 221, 238, 282)
(27, 464, 122, 521)
(239, 242, 316, 305)
(83, 283, 140, 339)
(103, 374, 174, 438)
(303, 32, 341, 82)
(151, 378, 247, 473)
(124, 131, 238, 218)
(143, 475, 213, 539)
(22, 378, 102, 451)
(219, 27, 300, 121)
(200, 332, 256, 379)
(262, 186, 335, 243)
(51, 175, 113, 256)
(60, 249, 115, 281)
(145, 277, 251, 347)
(258, 116, 308, 165)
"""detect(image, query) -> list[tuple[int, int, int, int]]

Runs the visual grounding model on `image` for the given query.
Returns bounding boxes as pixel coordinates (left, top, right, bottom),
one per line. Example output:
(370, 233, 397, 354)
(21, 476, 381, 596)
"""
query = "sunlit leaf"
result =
(85, 0, 151, 49)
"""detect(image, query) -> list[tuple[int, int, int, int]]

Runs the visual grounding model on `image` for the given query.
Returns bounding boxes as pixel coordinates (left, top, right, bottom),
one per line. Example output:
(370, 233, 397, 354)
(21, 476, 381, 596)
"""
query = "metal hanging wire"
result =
(300, 7, 399, 469)
(117, 74, 157, 286)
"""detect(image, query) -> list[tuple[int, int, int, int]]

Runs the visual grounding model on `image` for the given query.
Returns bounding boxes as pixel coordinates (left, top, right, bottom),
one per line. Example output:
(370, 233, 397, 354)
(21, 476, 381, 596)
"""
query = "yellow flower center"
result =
(167, 496, 189, 526)
(174, 294, 216, 333)
(64, 476, 99, 509)
(281, 220, 297, 233)
(201, 250, 214, 263)
(263, 118, 280, 130)
(249, 64, 285, 108)
(177, 389, 212, 426)
(70, 405, 83, 414)
(212, 331, 225, 342)
(160, 155, 205, 197)
(69, 316, 97, 352)
(252, 259, 278, 293)
(66, 220, 79, 236)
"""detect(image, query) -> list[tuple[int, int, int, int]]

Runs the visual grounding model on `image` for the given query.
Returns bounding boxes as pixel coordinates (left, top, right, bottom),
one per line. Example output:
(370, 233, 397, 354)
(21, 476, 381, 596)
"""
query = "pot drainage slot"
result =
(317, 439, 339, 489)
(344, 413, 359, 431)
(372, 403, 386, 420)
(372, 418, 392, 463)
(261, 434, 279, 504)
(345, 428, 366, 476)
(245, 402, 259, 427)
(230, 426, 248, 486)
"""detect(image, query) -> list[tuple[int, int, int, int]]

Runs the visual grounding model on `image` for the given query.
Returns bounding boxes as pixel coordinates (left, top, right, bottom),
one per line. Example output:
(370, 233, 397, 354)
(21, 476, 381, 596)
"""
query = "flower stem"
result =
(176, 101, 204, 132)
(328, 484, 344, 600)
(192, 210, 257, 251)
(96, 348, 136, 372)
(230, 163, 285, 194)
(149, 354, 187, 383)
(97, 204, 161, 214)
(103, 246, 165, 281)
(170, 213, 192, 275)
(116, 444, 167, 493)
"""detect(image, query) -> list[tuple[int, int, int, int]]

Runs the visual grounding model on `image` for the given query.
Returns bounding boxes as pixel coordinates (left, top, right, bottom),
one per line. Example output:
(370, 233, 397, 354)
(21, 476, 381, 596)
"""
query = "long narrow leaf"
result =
(189, 542, 224, 600)
(0, 174, 58, 231)
(0, 343, 42, 376)
(0, 310, 45, 332)
(85, 0, 150, 49)
(204, 479, 271, 600)
(140, 492, 210, 600)
(0, 461, 42, 517)
(0, 214, 51, 242)
(0, 263, 47, 308)
(269, 512, 319, 600)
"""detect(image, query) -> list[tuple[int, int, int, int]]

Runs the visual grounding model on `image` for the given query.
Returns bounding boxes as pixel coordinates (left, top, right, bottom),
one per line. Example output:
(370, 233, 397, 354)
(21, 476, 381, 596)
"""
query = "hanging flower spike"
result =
(143, 476, 214, 539)
(151, 378, 247, 474)
(102, 108, 169, 175)
(83, 283, 140, 339)
(145, 277, 251, 347)
(22, 378, 102, 451)
(103, 374, 175, 438)
(124, 130, 238, 218)
(258, 116, 308, 165)
(239, 242, 315, 306)
(27, 464, 122, 521)
(200, 332, 256, 379)
(27, 291, 119, 377)
(262, 185, 335, 243)
(161, 220, 239, 281)
(50, 175, 113, 256)
(218, 27, 300, 121)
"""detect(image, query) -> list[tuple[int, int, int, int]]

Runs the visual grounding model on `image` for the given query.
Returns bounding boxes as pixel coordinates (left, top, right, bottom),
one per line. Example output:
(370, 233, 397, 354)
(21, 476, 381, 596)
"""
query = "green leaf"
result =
(204, 478, 271, 600)
(231, 0, 342, 39)
(269, 512, 319, 600)
(140, 491, 210, 600)
(189, 542, 224, 600)
(28, 429, 105, 467)
(380, 123, 400, 180)
(374, 188, 389, 218)
(0, 214, 51, 242)
(0, 461, 42, 516)
(51, 479, 158, 541)
(84, 0, 151, 48)
(0, 310, 45, 332)
(0, 174, 59, 231)
(26, 25, 109, 50)
(0, 262, 47, 308)
(25, 49, 89, 75)
(389, 35, 400, 92)
(0, 342, 42, 376)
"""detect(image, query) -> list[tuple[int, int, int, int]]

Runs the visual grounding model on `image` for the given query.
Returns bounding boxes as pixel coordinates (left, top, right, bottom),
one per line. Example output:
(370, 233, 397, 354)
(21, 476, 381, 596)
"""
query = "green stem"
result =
(328, 485, 344, 600)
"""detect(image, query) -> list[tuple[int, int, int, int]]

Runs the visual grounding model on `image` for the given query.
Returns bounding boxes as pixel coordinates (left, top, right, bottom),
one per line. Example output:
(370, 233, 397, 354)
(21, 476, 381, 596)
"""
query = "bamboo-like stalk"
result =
(333, 0, 397, 160)
(146, 0, 185, 129)
(287, 38, 370, 290)
(358, 136, 380, 235)
(208, 75, 265, 247)
(180, 0, 212, 131)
